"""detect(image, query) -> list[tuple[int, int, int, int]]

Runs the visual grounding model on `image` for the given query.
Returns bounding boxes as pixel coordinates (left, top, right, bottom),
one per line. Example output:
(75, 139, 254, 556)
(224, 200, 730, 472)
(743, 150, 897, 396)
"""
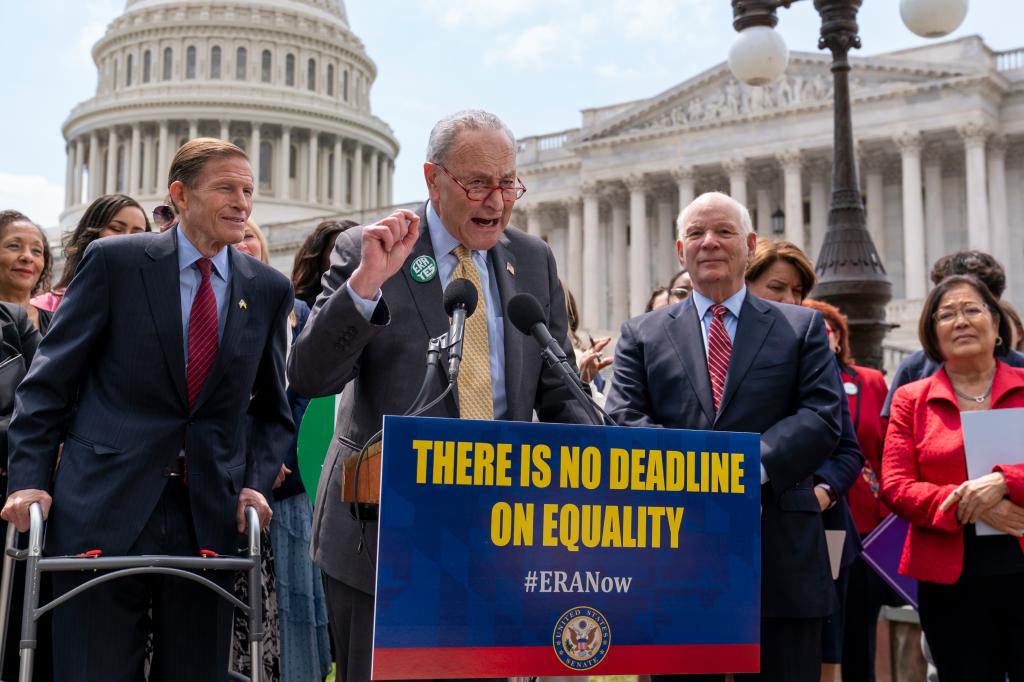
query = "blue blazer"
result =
(6, 228, 295, 557)
(606, 292, 843, 618)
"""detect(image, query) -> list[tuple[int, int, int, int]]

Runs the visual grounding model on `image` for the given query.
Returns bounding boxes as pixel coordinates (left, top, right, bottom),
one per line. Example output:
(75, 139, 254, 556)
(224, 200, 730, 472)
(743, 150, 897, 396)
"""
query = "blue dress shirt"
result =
(177, 226, 230, 361)
(691, 286, 746, 360)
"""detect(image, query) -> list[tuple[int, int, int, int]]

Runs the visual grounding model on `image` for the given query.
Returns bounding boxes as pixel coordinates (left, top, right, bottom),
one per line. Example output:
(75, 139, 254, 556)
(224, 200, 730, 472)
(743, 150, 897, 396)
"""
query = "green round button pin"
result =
(410, 255, 437, 283)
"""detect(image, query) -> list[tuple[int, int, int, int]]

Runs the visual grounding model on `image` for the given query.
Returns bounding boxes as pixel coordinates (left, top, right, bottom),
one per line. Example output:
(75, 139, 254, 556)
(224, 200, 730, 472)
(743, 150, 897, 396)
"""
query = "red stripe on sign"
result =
(372, 643, 759, 679)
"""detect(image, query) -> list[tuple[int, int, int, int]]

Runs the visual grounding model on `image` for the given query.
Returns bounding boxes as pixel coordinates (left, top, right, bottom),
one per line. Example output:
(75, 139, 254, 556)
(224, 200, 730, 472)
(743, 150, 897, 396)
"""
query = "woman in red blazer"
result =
(882, 274, 1024, 682)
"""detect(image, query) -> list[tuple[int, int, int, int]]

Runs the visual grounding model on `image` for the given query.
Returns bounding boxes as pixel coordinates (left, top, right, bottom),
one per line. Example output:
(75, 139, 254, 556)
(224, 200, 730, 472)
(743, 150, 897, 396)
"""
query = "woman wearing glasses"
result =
(882, 274, 1024, 681)
(32, 195, 150, 314)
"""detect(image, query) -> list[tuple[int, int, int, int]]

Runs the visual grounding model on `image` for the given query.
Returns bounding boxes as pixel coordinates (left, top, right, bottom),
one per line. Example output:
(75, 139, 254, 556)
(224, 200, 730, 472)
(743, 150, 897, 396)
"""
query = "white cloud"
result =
(611, 0, 715, 41)
(486, 24, 575, 70)
(425, 0, 541, 28)
(0, 174, 66, 230)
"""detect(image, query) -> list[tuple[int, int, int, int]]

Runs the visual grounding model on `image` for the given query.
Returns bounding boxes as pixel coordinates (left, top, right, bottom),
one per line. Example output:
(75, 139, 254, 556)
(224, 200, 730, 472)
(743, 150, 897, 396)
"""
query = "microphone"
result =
(507, 292, 612, 426)
(443, 278, 478, 384)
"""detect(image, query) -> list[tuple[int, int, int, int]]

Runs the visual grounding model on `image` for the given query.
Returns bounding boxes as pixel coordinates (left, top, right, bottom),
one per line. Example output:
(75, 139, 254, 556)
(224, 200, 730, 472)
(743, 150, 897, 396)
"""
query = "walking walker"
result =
(0, 503, 265, 682)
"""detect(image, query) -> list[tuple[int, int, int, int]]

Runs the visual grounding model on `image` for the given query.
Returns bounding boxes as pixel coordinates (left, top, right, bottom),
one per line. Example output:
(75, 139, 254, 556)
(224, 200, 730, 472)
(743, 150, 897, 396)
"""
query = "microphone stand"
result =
(537, 345, 615, 427)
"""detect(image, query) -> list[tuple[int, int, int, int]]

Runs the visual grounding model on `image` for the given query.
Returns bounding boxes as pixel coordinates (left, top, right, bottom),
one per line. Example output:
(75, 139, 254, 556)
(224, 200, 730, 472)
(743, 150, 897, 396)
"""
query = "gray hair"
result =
(425, 110, 516, 165)
(676, 191, 754, 241)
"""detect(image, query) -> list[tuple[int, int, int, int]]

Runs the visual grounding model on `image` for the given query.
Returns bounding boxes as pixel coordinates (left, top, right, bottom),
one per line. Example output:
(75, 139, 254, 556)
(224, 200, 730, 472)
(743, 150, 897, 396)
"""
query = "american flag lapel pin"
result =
(239, 299, 248, 310)
(506, 262, 515, 276)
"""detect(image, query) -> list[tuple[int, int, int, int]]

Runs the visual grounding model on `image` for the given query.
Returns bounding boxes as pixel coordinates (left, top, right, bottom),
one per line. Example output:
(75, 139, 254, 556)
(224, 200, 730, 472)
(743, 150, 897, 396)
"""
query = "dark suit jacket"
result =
(606, 292, 843, 618)
(6, 227, 294, 557)
(0, 302, 41, 466)
(288, 204, 588, 594)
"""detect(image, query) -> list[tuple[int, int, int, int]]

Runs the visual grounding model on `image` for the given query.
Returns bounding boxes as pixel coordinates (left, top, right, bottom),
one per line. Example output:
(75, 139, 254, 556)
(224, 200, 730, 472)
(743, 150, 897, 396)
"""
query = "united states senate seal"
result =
(552, 605, 611, 670)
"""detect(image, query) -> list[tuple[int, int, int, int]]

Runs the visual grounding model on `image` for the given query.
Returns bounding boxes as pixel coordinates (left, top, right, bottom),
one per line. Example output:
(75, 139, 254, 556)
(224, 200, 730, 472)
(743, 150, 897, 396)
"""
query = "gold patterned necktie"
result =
(451, 245, 494, 421)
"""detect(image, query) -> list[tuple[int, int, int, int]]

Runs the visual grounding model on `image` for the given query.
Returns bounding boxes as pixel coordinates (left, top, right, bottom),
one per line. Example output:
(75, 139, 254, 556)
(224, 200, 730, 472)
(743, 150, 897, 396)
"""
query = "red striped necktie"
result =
(186, 258, 219, 409)
(707, 304, 732, 412)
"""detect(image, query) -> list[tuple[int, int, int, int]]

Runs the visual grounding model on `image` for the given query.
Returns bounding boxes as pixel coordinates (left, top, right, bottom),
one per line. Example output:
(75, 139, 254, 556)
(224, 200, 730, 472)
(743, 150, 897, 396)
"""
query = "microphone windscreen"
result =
(443, 278, 478, 317)
(507, 293, 546, 335)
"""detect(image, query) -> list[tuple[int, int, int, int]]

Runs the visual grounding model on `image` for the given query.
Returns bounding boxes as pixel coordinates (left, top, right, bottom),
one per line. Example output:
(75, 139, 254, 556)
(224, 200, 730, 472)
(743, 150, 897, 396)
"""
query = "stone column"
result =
(386, 158, 394, 205)
(808, 158, 830, 260)
(87, 131, 100, 200)
(157, 121, 169, 191)
(607, 188, 629, 325)
(896, 131, 926, 299)
(220, 120, 230, 141)
(752, 168, 774, 233)
(250, 124, 261, 196)
(142, 132, 155, 196)
(368, 150, 380, 209)
(626, 174, 650, 316)
(129, 124, 141, 195)
(106, 127, 119, 194)
(307, 132, 319, 204)
(672, 166, 696, 213)
(74, 137, 86, 205)
(655, 189, 676, 286)
(278, 126, 291, 200)
(333, 138, 344, 208)
(563, 197, 584, 301)
(521, 204, 541, 238)
(959, 123, 991, 251)
(861, 150, 886, 256)
(777, 150, 803, 247)
(581, 183, 601, 328)
(350, 143, 363, 211)
(64, 140, 76, 209)
(724, 158, 748, 207)
(988, 136, 1010, 290)
(188, 120, 198, 140)
(922, 145, 945, 275)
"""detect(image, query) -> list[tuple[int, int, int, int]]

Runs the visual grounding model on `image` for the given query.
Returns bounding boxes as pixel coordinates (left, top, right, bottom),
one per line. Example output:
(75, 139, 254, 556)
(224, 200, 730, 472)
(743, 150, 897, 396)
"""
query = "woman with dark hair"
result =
(667, 269, 692, 303)
(0, 210, 54, 332)
(645, 286, 669, 312)
(32, 194, 150, 313)
(804, 298, 897, 682)
(745, 237, 864, 681)
(291, 219, 356, 306)
(882, 274, 1024, 681)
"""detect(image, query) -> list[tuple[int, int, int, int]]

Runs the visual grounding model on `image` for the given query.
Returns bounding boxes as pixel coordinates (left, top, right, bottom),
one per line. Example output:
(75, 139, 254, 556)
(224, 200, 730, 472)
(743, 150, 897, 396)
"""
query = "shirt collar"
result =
(426, 201, 475, 259)
(692, 286, 746, 322)
(176, 225, 229, 282)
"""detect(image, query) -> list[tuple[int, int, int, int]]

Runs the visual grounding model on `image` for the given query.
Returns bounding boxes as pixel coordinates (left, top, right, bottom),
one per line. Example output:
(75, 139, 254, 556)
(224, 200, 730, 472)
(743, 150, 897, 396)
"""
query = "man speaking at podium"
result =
(606, 192, 843, 682)
(288, 109, 588, 681)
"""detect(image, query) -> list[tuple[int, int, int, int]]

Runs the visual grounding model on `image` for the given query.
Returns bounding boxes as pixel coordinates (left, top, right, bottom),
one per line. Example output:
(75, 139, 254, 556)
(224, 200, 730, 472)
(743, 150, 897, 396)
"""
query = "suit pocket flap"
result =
(777, 487, 821, 512)
(66, 432, 120, 456)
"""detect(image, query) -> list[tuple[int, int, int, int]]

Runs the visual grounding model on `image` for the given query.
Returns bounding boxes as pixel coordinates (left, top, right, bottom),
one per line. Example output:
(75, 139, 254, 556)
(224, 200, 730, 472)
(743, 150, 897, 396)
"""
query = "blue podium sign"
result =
(372, 416, 761, 678)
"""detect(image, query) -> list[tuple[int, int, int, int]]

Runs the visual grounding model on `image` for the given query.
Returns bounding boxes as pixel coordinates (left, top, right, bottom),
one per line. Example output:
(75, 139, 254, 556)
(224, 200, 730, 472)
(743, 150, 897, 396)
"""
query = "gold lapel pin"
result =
(506, 262, 515, 276)
(238, 299, 248, 310)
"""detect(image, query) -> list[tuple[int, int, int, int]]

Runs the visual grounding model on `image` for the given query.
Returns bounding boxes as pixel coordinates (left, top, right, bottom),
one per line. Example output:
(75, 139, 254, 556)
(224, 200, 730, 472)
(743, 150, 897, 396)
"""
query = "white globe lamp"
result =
(728, 25, 789, 86)
(899, 0, 969, 38)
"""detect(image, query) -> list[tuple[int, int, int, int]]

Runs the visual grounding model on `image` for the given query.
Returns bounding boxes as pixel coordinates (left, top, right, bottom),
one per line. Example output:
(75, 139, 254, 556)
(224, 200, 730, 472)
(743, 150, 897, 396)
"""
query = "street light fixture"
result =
(727, 0, 967, 369)
(771, 208, 786, 237)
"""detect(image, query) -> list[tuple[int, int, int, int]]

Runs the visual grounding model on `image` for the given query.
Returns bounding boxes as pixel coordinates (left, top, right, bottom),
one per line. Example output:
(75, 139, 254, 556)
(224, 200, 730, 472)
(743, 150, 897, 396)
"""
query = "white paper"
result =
(825, 529, 846, 580)
(960, 408, 1024, 536)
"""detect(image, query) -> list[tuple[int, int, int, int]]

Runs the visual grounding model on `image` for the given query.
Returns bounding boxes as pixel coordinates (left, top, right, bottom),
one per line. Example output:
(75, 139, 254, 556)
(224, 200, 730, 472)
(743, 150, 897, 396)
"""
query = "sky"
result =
(1, 0, 1022, 228)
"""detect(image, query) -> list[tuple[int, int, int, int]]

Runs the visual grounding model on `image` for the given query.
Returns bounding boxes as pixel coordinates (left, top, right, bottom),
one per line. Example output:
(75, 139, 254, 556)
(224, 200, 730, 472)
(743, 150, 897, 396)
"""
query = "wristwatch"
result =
(815, 482, 837, 509)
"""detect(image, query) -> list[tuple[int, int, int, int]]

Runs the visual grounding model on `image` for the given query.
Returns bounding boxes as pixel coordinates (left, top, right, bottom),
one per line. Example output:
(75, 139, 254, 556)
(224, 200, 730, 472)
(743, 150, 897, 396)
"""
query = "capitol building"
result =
(512, 36, 1024, 356)
(59, 0, 399, 269)
(58, 6, 1024, 356)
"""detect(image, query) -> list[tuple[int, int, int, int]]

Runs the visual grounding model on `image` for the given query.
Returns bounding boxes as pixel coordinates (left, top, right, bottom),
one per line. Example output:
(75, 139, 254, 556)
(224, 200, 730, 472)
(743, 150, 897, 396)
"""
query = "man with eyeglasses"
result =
(288, 109, 589, 682)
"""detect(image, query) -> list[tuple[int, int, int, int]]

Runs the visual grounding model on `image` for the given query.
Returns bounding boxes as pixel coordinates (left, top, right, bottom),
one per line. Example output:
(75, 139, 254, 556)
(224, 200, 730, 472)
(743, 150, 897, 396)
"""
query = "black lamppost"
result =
(727, 0, 967, 369)
(771, 208, 786, 237)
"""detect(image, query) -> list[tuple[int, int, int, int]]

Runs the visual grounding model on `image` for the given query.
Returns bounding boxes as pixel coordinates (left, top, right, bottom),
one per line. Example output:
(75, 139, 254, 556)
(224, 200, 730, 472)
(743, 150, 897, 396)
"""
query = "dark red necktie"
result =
(186, 258, 219, 409)
(707, 304, 732, 411)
